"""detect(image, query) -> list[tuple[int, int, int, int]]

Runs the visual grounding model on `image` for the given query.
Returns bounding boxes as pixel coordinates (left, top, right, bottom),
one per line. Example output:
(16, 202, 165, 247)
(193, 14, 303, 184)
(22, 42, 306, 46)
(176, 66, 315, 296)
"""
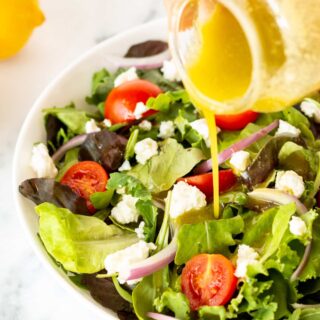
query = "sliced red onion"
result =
(122, 239, 177, 282)
(247, 188, 308, 215)
(107, 50, 171, 70)
(52, 134, 88, 163)
(248, 188, 311, 282)
(147, 312, 178, 320)
(194, 120, 279, 174)
(291, 242, 312, 282)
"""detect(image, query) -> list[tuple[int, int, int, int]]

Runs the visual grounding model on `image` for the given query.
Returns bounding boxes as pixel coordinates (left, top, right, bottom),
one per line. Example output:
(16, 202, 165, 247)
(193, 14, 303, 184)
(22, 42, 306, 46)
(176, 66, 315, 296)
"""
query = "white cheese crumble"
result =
(190, 118, 210, 147)
(133, 102, 148, 120)
(103, 119, 112, 127)
(139, 120, 152, 131)
(235, 244, 259, 278)
(135, 221, 145, 239)
(189, 118, 220, 147)
(275, 120, 301, 137)
(289, 216, 307, 236)
(85, 119, 101, 133)
(158, 120, 175, 139)
(118, 160, 132, 172)
(134, 138, 158, 165)
(300, 100, 320, 123)
(230, 150, 251, 172)
(275, 170, 305, 198)
(104, 241, 156, 284)
(31, 143, 58, 178)
(111, 194, 139, 224)
(169, 181, 207, 218)
(161, 59, 181, 82)
(114, 67, 138, 87)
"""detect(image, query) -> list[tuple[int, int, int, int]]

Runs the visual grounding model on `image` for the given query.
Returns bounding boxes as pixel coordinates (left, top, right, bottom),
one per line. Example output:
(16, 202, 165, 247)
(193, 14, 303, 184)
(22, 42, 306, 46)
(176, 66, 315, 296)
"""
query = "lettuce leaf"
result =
(198, 306, 227, 320)
(43, 103, 98, 135)
(278, 142, 319, 180)
(79, 130, 127, 172)
(129, 139, 205, 193)
(154, 288, 190, 320)
(19, 178, 89, 215)
(124, 40, 168, 58)
(175, 216, 244, 265)
(107, 173, 158, 242)
(36, 202, 138, 273)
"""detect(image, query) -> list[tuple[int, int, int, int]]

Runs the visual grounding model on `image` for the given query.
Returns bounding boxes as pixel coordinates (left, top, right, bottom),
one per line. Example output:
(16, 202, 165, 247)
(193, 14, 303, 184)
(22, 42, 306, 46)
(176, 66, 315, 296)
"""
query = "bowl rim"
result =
(12, 17, 166, 319)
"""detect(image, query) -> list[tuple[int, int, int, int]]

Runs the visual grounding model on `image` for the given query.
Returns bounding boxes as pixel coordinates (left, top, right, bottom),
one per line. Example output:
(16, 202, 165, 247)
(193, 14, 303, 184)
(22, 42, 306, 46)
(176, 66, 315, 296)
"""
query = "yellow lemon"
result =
(0, 0, 45, 59)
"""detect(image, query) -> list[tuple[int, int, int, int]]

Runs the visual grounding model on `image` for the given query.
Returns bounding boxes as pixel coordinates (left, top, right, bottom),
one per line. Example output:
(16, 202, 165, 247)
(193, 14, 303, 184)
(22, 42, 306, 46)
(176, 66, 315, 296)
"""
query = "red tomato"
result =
(215, 110, 259, 131)
(181, 254, 238, 310)
(61, 161, 108, 213)
(105, 79, 162, 124)
(178, 169, 237, 199)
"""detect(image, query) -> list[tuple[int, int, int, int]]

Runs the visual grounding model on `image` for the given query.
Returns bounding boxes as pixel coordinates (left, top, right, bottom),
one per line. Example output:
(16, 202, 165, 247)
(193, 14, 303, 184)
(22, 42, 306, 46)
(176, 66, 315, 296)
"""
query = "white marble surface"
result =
(0, 1, 165, 319)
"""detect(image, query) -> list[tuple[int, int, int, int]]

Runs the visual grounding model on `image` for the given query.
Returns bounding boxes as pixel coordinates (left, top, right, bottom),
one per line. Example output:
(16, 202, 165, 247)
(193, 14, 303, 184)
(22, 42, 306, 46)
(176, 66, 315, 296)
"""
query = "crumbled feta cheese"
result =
(103, 119, 112, 127)
(114, 67, 138, 87)
(134, 138, 158, 165)
(133, 102, 148, 120)
(104, 241, 156, 284)
(230, 151, 251, 172)
(31, 143, 58, 178)
(85, 119, 101, 133)
(139, 120, 152, 131)
(275, 170, 305, 198)
(300, 100, 320, 123)
(190, 118, 210, 147)
(111, 194, 139, 224)
(161, 59, 181, 82)
(275, 120, 301, 137)
(289, 216, 307, 236)
(235, 244, 259, 278)
(118, 160, 132, 172)
(135, 221, 145, 239)
(169, 181, 207, 218)
(189, 118, 220, 147)
(158, 120, 175, 139)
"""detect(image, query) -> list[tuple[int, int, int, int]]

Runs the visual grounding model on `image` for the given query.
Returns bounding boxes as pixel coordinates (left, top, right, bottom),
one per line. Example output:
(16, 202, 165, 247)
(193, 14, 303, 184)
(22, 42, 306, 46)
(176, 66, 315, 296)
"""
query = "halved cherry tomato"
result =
(181, 254, 238, 310)
(178, 169, 237, 199)
(105, 79, 162, 124)
(61, 161, 108, 213)
(215, 110, 259, 131)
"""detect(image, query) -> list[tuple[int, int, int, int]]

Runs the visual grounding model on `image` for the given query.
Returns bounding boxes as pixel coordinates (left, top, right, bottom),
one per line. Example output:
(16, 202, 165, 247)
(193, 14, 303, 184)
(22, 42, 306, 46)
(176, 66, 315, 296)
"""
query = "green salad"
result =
(19, 40, 320, 320)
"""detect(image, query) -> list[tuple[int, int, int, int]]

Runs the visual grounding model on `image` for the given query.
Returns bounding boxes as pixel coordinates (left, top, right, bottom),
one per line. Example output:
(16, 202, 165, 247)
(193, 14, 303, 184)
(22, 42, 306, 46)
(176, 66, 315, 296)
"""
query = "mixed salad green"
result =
(19, 40, 320, 320)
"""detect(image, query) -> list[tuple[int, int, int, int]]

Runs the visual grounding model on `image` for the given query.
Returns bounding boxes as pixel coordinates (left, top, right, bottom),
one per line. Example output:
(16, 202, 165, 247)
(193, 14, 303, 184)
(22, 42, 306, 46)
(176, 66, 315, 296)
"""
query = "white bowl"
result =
(13, 18, 166, 319)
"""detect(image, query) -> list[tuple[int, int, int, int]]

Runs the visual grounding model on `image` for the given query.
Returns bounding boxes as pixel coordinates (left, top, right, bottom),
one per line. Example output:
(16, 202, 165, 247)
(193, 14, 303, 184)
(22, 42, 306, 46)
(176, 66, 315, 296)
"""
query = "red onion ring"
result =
(247, 188, 308, 215)
(147, 312, 178, 320)
(194, 120, 279, 174)
(52, 134, 88, 163)
(122, 239, 177, 282)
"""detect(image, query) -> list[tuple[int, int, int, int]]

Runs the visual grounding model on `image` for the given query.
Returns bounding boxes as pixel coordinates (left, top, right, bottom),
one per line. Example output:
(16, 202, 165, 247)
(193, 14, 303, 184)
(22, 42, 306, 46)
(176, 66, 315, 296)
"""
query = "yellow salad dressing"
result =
(186, 3, 253, 218)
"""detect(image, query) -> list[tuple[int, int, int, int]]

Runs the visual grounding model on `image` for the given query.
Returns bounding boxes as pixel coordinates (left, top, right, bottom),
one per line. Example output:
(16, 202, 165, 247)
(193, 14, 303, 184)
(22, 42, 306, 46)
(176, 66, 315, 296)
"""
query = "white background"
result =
(0, 1, 165, 319)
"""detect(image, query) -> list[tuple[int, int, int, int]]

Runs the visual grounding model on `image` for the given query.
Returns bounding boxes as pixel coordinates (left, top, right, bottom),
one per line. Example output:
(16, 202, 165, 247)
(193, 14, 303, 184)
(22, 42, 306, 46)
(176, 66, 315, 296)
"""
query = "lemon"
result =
(0, 0, 45, 59)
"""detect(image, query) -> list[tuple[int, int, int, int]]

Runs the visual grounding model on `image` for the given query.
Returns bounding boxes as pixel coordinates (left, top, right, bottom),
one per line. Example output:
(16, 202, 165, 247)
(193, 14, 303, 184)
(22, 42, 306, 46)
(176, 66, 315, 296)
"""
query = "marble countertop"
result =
(0, 1, 165, 319)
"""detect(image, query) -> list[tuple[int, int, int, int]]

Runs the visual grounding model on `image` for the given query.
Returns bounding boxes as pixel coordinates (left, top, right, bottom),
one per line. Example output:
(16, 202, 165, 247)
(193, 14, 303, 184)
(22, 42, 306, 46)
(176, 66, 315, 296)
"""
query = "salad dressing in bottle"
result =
(169, 0, 320, 218)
